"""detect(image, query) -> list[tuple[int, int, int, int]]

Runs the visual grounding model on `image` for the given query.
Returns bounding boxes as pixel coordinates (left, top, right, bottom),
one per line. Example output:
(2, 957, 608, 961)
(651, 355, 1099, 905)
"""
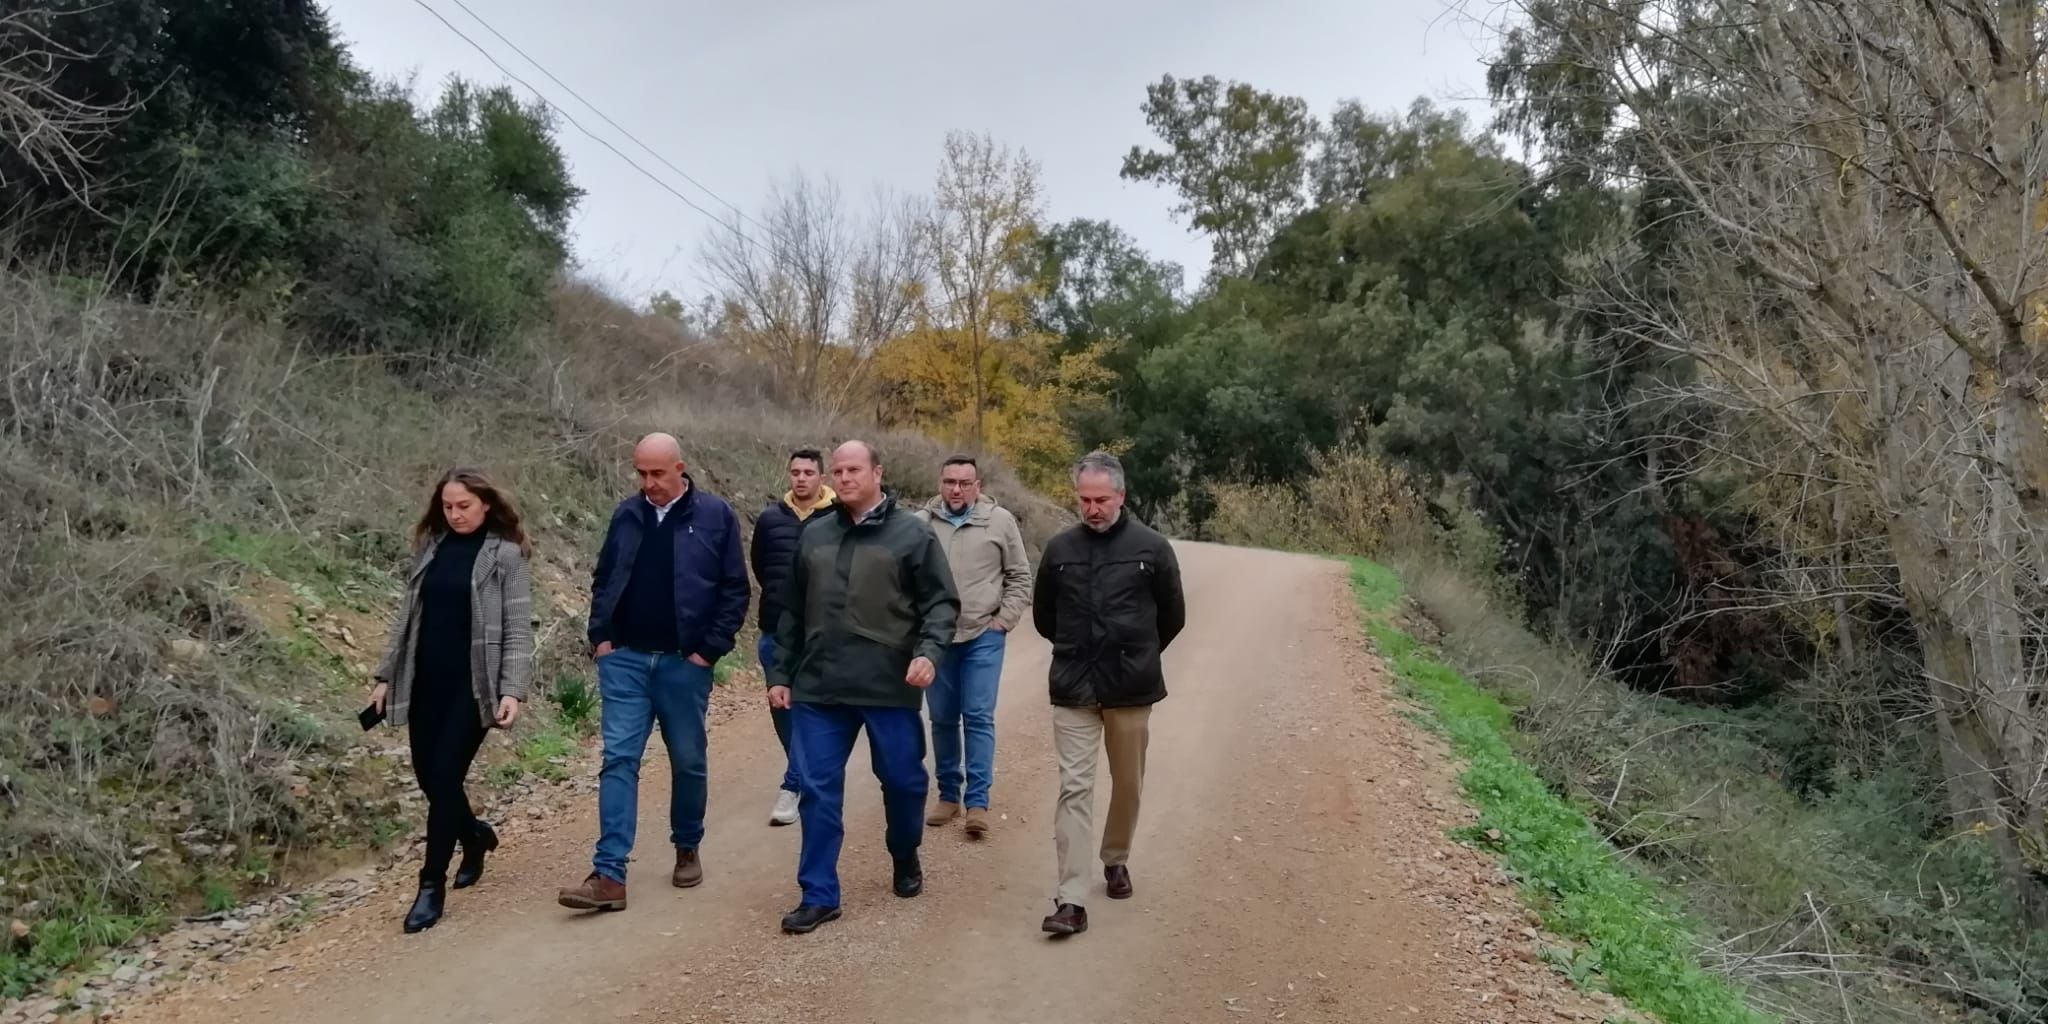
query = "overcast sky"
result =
(322, 0, 1498, 303)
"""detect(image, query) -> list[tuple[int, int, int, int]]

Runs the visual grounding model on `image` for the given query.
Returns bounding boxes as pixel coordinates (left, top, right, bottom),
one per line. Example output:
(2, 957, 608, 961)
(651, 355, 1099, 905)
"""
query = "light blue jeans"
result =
(591, 648, 713, 883)
(926, 628, 1006, 809)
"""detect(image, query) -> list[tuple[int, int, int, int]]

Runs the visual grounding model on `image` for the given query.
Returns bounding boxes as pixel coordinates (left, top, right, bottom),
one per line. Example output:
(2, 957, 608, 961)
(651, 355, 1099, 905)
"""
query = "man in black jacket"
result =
(768, 440, 959, 935)
(1031, 451, 1186, 937)
(748, 448, 835, 827)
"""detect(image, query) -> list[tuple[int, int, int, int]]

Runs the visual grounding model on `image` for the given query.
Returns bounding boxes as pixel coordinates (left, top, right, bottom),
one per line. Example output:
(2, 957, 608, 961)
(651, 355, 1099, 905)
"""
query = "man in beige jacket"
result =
(917, 455, 1033, 836)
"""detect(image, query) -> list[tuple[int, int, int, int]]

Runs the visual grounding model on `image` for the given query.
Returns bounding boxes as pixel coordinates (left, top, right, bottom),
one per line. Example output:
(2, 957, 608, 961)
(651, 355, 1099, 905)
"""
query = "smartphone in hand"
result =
(358, 703, 386, 731)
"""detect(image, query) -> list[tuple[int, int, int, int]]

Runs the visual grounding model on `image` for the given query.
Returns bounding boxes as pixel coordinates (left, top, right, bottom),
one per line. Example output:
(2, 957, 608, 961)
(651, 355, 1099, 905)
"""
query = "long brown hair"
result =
(412, 467, 533, 556)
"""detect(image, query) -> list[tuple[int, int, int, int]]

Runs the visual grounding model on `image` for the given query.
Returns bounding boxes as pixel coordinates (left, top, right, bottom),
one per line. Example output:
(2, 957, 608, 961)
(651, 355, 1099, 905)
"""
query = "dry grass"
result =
(1202, 447, 1432, 557)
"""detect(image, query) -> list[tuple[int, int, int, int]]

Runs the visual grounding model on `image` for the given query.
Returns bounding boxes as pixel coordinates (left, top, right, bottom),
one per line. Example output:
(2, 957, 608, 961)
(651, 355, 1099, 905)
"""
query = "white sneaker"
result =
(770, 789, 800, 826)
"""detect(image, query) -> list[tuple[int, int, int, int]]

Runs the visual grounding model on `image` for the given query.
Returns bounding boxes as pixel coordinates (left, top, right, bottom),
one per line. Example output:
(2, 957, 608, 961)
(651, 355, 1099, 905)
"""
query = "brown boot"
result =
(1105, 864, 1133, 900)
(557, 872, 627, 912)
(672, 847, 703, 889)
(964, 807, 990, 838)
(1042, 903, 1088, 936)
(925, 801, 961, 827)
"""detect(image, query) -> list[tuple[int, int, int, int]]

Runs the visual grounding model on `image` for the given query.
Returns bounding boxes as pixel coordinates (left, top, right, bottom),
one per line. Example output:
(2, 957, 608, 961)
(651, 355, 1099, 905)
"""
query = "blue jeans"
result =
(927, 628, 1006, 808)
(791, 702, 927, 908)
(592, 648, 713, 883)
(759, 635, 798, 793)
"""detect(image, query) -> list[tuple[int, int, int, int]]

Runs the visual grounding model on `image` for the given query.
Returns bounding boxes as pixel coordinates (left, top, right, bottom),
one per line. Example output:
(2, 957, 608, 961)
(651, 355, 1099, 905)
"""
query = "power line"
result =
(443, 0, 770, 240)
(406, 0, 763, 251)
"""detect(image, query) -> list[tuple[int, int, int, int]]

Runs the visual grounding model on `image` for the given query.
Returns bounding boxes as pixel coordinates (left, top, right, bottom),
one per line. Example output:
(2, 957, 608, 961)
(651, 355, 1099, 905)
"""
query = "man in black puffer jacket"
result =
(748, 448, 836, 827)
(1031, 450, 1185, 939)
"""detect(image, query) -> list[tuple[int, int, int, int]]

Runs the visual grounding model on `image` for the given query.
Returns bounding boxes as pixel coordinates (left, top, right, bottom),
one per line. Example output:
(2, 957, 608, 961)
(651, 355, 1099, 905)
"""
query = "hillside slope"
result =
(0, 270, 1066, 999)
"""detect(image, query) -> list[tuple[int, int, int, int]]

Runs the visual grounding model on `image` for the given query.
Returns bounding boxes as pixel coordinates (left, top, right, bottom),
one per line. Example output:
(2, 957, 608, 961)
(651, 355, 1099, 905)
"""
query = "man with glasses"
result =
(917, 455, 1032, 837)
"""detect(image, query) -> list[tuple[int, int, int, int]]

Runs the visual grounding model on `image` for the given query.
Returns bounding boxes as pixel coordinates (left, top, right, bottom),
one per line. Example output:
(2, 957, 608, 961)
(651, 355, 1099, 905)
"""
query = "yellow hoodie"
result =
(787, 485, 836, 522)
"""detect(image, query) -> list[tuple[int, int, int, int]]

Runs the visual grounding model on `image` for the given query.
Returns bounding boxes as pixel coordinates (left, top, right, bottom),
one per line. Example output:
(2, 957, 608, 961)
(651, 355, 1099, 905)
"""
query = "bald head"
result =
(830, 439, 884, 514)
(632, 432, 688, 505)
(832, 440, 879, 468)
(635, 432, 683, 462)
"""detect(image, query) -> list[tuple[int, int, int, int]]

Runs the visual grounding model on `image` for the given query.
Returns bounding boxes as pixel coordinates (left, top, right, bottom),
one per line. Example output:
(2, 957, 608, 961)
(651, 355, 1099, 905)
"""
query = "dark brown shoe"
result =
(673, 847, 703, 889)
(1105, 864, 1133, 900)
(1041, 903, 1088, 936)
(557, 872, 627, 912)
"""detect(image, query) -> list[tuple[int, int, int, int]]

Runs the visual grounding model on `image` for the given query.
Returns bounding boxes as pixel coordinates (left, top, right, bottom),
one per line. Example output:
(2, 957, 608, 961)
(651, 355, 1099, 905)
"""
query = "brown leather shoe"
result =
(673, 847, 703, 888)
(557, 872, 627, 911)
(1042, 903, 1088, 936)
(964, 807, 990, 838)
(926, 801, 961, 827)
(1105, 864, 1133, 900)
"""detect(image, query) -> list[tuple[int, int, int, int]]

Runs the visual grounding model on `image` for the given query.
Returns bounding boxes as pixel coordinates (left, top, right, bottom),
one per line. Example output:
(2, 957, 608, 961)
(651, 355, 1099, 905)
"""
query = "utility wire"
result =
(443, 0, 771, 241)
(407, 0, 763, 250)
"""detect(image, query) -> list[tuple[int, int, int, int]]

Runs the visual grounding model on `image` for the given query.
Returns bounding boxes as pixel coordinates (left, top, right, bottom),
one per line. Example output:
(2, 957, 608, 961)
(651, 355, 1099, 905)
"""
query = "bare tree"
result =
(1494, 0, 2048, 914)
(0, 9, 125, 203)
(699, 172, 927, 415)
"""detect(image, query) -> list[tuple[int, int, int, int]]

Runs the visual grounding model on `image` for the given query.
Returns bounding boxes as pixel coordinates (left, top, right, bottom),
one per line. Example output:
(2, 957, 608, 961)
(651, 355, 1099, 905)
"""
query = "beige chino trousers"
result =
(1052, 704, 1152, 907)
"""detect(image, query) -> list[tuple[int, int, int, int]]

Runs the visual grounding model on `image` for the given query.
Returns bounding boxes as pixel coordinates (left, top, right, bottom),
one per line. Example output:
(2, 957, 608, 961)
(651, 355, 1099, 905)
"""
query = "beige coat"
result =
(917, 494, 1032, 643)
(373, 532, 535, 729)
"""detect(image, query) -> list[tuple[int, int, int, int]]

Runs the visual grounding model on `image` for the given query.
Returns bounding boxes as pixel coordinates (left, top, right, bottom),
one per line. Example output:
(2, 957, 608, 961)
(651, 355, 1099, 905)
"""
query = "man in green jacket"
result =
(768, 440, 960, 935)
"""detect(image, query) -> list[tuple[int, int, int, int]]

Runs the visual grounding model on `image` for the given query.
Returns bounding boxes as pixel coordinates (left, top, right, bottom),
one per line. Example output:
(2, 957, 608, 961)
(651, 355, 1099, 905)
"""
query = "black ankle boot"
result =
(892, 853, 923, 898)
(452, 820, 499, 890)
(403, 881, 445, 933)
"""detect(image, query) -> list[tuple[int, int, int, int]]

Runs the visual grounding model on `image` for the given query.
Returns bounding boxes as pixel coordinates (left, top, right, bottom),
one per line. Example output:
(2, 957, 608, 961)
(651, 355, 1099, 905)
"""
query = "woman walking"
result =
(370, 468, 535, 933)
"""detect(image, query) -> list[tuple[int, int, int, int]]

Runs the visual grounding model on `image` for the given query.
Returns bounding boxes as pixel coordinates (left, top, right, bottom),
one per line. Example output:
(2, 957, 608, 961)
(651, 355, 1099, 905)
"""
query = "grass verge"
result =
(1345, 557, 1766, 1024)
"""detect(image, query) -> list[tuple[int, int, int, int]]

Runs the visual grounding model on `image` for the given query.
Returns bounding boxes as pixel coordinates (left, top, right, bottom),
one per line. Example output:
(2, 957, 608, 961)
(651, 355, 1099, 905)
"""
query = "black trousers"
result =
(409, 675, 489, 885)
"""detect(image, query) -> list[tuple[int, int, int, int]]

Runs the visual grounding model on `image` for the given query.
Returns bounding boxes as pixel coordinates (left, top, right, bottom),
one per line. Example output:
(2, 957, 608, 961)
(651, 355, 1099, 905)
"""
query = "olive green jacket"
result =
(769, 493, 960, 709)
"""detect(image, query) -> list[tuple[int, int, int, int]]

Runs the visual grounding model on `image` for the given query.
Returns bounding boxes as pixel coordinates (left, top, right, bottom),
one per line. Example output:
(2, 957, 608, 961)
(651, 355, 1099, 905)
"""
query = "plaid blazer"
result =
(373, 532, 535, 729)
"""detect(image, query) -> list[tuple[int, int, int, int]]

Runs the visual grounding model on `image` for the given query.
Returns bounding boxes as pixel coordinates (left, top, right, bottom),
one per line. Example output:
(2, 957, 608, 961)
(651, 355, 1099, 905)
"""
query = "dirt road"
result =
(117, 542, 1616, 1024)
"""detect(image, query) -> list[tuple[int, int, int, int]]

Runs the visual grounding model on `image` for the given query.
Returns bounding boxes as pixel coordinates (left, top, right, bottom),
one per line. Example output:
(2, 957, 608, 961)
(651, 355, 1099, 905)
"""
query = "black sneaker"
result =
(892, 854, 923, 898)
(781, 903, 841, 934)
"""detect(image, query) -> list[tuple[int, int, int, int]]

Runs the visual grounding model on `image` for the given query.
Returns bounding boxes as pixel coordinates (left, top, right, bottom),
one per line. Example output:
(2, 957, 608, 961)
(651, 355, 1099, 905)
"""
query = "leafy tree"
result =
(1, 2, 579, 355)
(1031, 218, 1187, 450)
(1120, 74, 1318, 281)
(648, 290, 687, 321)
(294, 76, 578, 353)
(1034, 218, 1184, 361)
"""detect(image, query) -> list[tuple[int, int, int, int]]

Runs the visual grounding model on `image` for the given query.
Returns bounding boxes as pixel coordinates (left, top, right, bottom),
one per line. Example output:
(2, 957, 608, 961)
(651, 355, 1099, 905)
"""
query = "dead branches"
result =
(0, 8, 128, 204)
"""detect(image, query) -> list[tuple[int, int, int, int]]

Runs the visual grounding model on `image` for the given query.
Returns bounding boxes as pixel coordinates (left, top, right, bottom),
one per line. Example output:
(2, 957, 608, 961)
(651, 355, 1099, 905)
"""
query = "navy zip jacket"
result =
(587, 477, 750, 663)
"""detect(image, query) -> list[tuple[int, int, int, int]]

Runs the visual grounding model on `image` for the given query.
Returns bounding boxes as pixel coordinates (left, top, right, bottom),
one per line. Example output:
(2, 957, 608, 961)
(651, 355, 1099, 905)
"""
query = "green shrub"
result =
(1349, 558, 1765, 1024)
(549, 676, 600, 736)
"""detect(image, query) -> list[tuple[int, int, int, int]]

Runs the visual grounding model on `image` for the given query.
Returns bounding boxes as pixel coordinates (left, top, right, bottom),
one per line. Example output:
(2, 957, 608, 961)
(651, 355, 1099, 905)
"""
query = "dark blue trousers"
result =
(791, 701, 928, 908)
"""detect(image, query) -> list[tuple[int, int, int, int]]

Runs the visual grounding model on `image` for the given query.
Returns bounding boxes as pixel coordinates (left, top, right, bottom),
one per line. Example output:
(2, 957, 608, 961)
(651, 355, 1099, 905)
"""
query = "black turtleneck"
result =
(415, 530, 486, 683)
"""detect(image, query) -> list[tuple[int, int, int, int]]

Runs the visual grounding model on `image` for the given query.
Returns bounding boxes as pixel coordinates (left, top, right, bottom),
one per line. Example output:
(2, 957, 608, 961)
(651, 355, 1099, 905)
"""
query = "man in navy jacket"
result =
(558, 433, 749, 913)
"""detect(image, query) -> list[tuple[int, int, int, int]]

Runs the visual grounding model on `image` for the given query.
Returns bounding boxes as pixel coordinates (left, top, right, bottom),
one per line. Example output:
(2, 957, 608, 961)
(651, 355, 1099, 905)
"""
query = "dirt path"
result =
(114, 542, 1621, 1024)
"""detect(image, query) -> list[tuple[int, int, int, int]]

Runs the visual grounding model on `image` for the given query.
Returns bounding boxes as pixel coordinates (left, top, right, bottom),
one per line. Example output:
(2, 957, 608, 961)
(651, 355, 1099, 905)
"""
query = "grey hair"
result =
(1071, 450, 1126, 493)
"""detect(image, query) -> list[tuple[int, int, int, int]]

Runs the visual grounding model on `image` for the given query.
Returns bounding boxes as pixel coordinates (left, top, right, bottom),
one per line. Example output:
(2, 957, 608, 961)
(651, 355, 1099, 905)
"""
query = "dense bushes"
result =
(2, 1, 578, 354)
